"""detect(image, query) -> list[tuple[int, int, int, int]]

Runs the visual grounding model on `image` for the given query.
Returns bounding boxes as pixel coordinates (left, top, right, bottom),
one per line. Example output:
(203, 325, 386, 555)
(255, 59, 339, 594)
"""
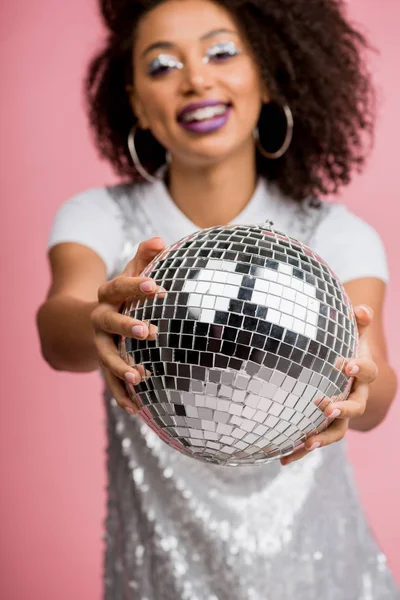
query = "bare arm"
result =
(281, 278, 397, 465)
(36, 243, 107, 372)
(343, 277, 398, 432)
(36, 237, 167, 416)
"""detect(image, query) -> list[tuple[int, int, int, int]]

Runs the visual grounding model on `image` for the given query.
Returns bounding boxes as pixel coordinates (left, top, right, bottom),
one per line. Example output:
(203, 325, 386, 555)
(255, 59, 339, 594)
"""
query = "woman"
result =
(37, 0, 399, 598)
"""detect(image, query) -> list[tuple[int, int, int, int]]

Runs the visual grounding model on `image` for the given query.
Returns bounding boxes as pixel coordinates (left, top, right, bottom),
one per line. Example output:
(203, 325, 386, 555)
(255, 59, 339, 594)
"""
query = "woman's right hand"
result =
(91, 237, 166, 415)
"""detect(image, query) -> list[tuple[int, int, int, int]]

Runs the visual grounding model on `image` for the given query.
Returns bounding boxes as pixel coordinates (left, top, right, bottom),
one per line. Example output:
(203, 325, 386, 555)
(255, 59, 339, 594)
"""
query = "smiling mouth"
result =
(178, 103, 232, 123)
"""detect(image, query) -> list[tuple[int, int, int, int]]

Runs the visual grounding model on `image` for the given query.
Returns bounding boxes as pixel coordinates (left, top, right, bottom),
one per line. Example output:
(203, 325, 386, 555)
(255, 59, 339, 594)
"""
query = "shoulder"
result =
(48, 185, 130, 279)
(315, 201, 385, 250)
(55, 185, 123, 215)
(54, 180, 155, 211)
(50, 181, 155, 228)
(48, 182, 160, 277)
(311, 201, 389, 284)
(317, 201, 379, 231)
(48, 186, 126, 235)
(105, 180, 157, 213)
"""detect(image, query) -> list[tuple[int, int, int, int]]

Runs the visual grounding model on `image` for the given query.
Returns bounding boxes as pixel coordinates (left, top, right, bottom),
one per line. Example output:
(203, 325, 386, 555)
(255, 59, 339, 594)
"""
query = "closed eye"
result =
(212, 51, 238, 61)
(147, 54, 183, 77)
(204, 41, 242, 63)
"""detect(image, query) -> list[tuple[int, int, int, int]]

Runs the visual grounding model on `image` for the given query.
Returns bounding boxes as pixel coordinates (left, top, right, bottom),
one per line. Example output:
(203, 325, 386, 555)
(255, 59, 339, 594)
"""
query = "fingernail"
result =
(330, 409, 341, 419)
(349, 365, 359, 376)
(132, 325, 145, 338)
(125, 371, 139, 384)
(358, 304, 373, 319)
(309, 442, 321, 451)
(140, 281, 155, 293)
(125, 406, 137, 416)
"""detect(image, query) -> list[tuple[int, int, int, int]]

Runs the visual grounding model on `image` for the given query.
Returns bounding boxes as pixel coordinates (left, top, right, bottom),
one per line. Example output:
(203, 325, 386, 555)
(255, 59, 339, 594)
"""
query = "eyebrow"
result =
(141, 28, 238, 58)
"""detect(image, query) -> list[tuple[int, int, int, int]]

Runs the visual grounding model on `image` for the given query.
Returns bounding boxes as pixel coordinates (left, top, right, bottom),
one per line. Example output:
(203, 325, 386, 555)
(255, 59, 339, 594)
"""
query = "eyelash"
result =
(147, 43, 241, 77)
(147, 56, 182, 77)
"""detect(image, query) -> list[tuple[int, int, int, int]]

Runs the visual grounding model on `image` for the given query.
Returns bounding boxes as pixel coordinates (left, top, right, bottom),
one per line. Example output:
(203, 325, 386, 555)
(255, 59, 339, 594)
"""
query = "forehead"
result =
(134, 0, 238, 49)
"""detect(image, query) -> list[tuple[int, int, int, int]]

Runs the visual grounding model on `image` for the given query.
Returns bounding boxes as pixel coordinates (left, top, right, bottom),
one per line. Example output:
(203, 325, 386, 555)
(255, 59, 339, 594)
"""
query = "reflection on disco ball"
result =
(119, 222, 358, 466)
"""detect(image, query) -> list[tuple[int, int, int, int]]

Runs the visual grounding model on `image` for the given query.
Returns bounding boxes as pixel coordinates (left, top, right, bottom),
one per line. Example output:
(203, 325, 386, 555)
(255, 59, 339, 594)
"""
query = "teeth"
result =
(181, 105, 228, 122)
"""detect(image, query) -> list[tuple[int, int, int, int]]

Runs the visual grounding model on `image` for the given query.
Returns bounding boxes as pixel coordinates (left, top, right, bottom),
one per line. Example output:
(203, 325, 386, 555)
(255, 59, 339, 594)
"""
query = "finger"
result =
(344, 356, 378, 382)
(96, 330, 143, 385)
(122, 350, 152, 386)
(280, 437, 323, 465)
(354, 304, 374, 337)
(313, 395, 335, 412)
(142, 320, 158, 341)
(103, 368, 140, 415)
(97, 277, 166, 306)
(325, 382, 369, 420)
(123, 237, 166, 277)
(92, 305, 158, 340)
(305, 417, 348, 449)
(281, 418, 349, 466)
(97, 331, 152, 381)
(280, 445, 311, 465)
(334, 355, 347, 371)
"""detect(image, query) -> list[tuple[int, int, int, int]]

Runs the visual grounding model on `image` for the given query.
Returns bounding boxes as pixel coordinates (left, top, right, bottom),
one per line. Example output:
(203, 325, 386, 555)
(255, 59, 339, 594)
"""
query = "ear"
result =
(125, 85, 150, 130)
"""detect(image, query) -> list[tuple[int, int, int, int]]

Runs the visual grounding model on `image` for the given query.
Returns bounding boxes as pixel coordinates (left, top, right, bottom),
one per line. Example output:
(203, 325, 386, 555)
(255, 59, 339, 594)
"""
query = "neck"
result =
(167, 141, 258, 229)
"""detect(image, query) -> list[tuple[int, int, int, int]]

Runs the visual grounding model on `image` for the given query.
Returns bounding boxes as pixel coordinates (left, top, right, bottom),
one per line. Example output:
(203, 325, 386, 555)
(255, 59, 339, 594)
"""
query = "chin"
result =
(175, 136, 248, 167)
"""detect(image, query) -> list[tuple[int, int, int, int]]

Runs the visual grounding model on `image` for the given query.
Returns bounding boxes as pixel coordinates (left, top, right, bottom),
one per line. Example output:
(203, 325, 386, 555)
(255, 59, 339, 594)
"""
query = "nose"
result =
(180, 56, 214, 96)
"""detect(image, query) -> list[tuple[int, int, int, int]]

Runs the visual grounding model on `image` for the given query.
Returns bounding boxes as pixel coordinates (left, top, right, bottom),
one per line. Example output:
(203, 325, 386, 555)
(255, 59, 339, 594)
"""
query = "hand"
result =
(280, 304, 378, 466)
(91, 237, 166, 415)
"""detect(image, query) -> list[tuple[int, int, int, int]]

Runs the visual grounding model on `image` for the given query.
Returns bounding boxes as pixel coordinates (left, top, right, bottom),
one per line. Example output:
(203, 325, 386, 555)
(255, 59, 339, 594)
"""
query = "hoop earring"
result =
(127, 124, 170, 184)
(254, 103, 293, 160)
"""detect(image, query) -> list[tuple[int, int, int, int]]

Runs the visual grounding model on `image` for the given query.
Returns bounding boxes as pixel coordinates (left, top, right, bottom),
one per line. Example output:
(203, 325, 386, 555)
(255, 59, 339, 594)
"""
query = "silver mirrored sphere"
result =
(119, 222, 358, 466)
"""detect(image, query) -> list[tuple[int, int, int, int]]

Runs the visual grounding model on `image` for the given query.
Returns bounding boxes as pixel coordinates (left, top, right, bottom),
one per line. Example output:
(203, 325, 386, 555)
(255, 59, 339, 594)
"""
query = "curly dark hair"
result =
(85, 0, 376, 201)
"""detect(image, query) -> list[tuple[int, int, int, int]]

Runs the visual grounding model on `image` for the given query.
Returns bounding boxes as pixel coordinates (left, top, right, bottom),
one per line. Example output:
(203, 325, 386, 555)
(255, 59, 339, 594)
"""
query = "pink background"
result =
(1, 1, 399, 598)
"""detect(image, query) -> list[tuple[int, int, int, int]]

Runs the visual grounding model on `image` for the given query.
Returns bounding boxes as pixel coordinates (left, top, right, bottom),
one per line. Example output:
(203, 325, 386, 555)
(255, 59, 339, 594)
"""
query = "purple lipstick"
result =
(177, 100, 231, 134)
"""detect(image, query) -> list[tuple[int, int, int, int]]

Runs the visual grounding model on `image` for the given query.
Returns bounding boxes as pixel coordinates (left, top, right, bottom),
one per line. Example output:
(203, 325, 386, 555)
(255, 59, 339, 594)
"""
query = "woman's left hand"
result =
(280, 304, 378, 466)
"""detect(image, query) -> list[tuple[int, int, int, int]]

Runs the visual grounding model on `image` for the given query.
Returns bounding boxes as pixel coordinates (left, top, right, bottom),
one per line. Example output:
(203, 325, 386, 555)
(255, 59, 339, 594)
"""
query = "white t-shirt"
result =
(48, 178, 389, 285)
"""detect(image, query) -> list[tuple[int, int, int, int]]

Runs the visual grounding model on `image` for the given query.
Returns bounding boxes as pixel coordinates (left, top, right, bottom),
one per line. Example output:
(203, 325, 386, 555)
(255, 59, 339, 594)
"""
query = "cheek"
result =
(226, 67, 263, 113)
(140, 90, 166, 121)
(137, 83, 179, 147)
(134, 78, 175, 126)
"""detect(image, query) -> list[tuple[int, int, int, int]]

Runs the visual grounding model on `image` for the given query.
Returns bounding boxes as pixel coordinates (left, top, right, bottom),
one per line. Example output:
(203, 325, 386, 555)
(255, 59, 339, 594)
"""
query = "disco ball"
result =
(119, 221, 358, 466)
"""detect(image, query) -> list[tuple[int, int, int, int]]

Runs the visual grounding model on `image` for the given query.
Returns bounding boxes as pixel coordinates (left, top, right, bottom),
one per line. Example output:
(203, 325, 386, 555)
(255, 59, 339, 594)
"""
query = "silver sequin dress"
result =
(101, 180, 399, 600)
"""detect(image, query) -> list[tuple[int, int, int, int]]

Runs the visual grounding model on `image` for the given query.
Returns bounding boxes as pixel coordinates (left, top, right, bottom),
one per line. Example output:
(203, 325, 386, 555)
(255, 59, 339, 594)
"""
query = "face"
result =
(129, 0, 268, 167)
